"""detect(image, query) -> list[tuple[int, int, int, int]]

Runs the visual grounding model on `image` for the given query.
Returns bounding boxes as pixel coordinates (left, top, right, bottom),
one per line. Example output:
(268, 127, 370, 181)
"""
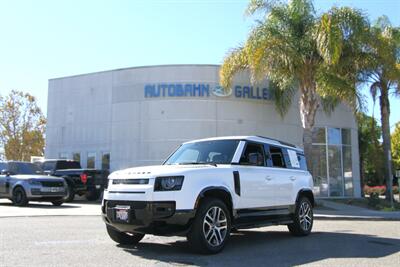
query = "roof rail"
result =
(255, 135, 297, 148)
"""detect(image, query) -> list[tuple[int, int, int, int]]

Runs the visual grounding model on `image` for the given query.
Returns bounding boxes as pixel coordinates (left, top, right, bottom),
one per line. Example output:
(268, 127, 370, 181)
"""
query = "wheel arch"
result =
(296, 189, 315, 207)
(62, 176, 75, 187)
(12, 183, 26, 193)
(194, 186, 234, 217)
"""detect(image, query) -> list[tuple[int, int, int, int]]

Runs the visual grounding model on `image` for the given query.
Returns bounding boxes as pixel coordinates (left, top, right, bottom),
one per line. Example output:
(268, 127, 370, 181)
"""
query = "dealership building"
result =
(45, 64, 360, 198)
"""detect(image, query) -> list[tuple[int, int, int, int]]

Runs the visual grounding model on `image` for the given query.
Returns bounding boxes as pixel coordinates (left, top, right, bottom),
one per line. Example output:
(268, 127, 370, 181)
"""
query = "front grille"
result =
(106, 200, 147, 209)
(112, 179, 149, 185)
(31, 189, 66, 196)
(41, 181, 64, 187)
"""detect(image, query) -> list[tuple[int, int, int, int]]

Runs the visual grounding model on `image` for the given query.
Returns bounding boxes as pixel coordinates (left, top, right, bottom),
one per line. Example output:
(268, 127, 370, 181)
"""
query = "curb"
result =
(315, 214, 400, 221)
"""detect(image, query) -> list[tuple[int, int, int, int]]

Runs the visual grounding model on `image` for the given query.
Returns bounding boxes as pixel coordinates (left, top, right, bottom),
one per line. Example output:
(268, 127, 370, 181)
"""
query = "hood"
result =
(12, 174, 65, 182)
(109, 164, 218, 179)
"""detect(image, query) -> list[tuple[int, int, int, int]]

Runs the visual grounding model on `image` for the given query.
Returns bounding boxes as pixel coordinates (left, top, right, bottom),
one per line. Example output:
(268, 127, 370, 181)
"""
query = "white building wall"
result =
(46, 64, 360, 197)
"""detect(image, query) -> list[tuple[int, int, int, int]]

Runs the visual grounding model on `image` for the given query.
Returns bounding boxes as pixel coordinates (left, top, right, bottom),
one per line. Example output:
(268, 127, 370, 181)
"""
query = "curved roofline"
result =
(183, 136, 303, 152)
(49, 64, 222, 81)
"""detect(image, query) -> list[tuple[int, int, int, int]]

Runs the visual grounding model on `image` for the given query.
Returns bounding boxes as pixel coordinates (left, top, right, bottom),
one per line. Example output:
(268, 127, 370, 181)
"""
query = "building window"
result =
(72, 152, 81, 163)
(87, 152, 96, 169)
(101, 152, 110, 170)
(59, 153, 68, 159)
(311, 127, 353, 197)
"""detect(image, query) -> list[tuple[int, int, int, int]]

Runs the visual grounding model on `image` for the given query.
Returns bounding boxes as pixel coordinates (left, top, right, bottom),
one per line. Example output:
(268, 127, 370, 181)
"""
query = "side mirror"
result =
(43, 170, 53, 175)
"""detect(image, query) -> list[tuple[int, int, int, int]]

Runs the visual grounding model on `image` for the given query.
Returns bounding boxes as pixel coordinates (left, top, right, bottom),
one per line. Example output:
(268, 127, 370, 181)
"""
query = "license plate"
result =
(95, 185, 101, 189)
(115, 206, 130, 222)
(42, 187, 62, 192)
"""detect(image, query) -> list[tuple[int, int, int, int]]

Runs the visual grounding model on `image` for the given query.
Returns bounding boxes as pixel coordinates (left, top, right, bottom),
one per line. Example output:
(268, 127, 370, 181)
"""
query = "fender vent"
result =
(233, 171, 241, 196)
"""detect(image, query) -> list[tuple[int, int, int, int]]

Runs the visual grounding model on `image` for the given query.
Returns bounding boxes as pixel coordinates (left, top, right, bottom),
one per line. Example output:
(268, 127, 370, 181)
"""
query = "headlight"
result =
(28, 179, 42, 186)
(154, 176, 184, 191)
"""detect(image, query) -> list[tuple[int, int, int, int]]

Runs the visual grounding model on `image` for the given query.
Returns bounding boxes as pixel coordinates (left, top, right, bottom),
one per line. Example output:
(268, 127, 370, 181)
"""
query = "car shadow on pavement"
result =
(120, 230, 400, 267)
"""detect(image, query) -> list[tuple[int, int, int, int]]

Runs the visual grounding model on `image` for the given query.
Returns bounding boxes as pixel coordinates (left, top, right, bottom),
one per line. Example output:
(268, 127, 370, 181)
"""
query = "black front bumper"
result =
(102, 200, 195, 236)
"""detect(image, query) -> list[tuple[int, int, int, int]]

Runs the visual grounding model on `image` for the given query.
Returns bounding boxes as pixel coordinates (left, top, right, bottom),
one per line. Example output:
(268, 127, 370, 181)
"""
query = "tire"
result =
(12, 187, 29, 206)
(106, 225, 145, 245)
(187, 197, 231, 254)
(52, 200, 64, 206)
(288, 197, 313, 236)
(85, 189, 101, 201)
(64, 183, 75, 202)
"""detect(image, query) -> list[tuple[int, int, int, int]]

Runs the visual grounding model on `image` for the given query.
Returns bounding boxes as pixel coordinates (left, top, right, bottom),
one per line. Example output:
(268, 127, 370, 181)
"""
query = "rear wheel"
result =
(187, 197, 231, 254)
(85, 189, 101, 201)
(12, 187, 29, 206)
(288, 197, 313, 236)
(106, 225, 145, 245)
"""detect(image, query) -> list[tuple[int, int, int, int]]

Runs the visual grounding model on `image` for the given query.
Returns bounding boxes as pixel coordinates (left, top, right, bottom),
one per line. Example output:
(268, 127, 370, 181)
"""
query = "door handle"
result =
(290, 176, 296, 181)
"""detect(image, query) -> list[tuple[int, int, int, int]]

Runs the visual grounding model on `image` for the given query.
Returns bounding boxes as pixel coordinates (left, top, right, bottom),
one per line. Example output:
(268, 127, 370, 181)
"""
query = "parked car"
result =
(102, 136, 314, 254)
(0, 161, 67, 206)
(35, 159, 109, 202)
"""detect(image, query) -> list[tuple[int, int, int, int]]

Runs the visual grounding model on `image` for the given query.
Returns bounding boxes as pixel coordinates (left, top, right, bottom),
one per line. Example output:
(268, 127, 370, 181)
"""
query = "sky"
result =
(0, 0, 399, 131)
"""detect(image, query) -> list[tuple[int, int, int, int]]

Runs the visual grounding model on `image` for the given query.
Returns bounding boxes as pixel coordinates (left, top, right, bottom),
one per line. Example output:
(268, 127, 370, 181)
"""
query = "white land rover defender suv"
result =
(102, 136, 314, 254)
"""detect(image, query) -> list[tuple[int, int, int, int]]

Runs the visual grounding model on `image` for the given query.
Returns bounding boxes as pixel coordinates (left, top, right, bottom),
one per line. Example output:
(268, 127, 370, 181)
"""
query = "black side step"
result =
(233, 215, 293, 230)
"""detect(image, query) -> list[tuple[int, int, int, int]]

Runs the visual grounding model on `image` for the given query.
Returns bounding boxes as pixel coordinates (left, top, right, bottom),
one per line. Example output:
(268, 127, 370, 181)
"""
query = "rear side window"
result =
(240, 142, 266, 166)
(281, 149, 307, 170)
(269, 146, 286, 168)
(56, 161, 81, 170)
(297, 153, 308, 171)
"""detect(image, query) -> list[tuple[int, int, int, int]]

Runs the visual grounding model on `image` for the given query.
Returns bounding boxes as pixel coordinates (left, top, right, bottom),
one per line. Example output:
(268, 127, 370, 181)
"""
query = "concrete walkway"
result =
(314, 199, 400, 221)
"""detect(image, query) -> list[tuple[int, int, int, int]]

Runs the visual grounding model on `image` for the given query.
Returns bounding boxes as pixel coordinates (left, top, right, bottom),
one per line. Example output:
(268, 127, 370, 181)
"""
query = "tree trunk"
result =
(360, 157, 365, 197)
(379, 84, 394, 202)
(299, 84, 319, 170)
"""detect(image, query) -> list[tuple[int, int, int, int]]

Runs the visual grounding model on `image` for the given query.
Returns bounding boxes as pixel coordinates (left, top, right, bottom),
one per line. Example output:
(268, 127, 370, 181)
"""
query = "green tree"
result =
(0, 90, 46, 161)
(220, 0, 368, 168)
(392, 122, 400, 171)
(357, 112, 385, 188)
(362, 16, 400, 201)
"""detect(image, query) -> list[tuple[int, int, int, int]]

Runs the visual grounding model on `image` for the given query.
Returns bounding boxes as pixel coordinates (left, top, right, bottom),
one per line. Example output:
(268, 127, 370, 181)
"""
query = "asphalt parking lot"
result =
(0, 200, 399, 267)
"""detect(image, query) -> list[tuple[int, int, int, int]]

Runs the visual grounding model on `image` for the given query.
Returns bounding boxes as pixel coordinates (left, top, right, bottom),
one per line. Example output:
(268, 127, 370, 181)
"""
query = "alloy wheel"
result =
(299, 201, 312, 231)
(202, 206, 228, 247)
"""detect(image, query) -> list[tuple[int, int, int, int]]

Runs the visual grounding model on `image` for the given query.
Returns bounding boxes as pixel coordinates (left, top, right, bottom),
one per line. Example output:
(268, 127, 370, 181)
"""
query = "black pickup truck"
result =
(35, 160, 109, 202)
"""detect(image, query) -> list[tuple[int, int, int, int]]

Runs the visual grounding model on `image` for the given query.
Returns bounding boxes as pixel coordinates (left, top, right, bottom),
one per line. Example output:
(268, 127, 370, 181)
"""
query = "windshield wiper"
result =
(178, 162, 218, 167)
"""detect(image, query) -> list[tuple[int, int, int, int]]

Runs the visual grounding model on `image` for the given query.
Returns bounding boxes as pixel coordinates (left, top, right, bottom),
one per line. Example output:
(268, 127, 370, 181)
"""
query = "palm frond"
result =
(269, 81, 296, 118)
(369, 81, 380, 102)
(245, 0, 280, 16)
(219, 46, 249, 89)
(320, 96, 339, 116)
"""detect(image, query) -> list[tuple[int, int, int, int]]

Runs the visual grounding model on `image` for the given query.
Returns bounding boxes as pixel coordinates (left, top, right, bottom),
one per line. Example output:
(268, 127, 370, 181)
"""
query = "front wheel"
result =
(64, 183, 75, 202)
(187, 197, 231, 254)
(13, 187, 29, 206)
(106, 225, 145, 245)
(288, 197, 313, 236)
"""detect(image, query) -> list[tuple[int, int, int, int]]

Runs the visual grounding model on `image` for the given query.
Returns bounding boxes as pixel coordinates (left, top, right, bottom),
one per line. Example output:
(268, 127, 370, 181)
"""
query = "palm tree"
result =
(364, 16, 400, 202)
(220, 0, 369, 169)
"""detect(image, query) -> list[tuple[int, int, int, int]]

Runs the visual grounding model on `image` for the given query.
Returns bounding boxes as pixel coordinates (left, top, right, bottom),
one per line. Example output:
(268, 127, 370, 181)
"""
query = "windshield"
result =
(9, 162, 44, 175)
(164, 140, 240, 165)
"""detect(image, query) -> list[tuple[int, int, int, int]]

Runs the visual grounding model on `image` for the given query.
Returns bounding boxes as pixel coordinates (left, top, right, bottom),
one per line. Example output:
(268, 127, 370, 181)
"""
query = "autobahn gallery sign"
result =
(144, 83, 273, 101)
